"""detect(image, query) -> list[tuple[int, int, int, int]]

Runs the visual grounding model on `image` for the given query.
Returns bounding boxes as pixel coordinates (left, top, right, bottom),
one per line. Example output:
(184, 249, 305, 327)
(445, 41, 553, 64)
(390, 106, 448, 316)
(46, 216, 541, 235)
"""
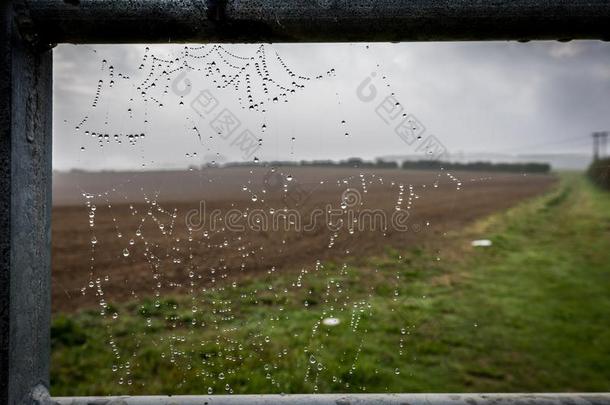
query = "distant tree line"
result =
(401, 160, 551, 173)
(587, 158, 610, 190)
(223, 158, 399, 169)
(300, 158, 399, 169)
(224, 158, 551, 173)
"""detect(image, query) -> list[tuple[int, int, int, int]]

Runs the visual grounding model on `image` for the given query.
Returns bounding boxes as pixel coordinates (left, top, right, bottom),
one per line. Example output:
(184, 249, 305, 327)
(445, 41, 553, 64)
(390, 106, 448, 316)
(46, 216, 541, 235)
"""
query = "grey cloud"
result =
(53, 41, 610, 171)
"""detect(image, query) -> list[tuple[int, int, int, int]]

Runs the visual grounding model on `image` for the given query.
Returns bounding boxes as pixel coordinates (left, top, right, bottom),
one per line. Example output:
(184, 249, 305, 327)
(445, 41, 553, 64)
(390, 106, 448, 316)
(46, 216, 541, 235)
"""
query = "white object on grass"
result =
(471, 239, 493, 247)
(322, 317, 341, 326)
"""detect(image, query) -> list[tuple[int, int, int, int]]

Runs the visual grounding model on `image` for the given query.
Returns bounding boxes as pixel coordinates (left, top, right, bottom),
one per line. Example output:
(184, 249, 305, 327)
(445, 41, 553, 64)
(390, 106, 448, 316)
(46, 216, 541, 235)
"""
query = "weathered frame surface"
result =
(1, 1, 610, 404)
(1, 2, 53, 405)
(52, 394, 610, 405)
(22, 0, 610, 44)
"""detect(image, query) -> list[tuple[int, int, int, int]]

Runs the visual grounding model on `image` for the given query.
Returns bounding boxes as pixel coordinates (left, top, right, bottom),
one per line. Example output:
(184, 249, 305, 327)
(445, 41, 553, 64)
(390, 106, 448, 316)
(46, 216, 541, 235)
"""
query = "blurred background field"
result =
(51, 166, 554, 313)
(50, 41, 610, 396)
(51, 172, 610, 395)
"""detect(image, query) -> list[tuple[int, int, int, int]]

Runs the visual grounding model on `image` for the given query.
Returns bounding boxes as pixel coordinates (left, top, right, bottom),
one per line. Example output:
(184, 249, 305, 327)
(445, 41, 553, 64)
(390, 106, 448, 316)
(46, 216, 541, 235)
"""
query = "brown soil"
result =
(52, 167, 556, 313)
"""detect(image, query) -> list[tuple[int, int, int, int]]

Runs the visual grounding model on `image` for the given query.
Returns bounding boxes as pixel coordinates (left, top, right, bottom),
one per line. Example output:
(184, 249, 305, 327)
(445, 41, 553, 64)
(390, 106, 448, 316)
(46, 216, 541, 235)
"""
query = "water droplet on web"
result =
(58, 43, 391, 392)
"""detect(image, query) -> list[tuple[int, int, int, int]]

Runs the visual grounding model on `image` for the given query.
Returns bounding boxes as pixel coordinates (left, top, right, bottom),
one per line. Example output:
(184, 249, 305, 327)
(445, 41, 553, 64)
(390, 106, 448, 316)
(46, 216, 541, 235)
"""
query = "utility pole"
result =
(592, 131, 608, 160)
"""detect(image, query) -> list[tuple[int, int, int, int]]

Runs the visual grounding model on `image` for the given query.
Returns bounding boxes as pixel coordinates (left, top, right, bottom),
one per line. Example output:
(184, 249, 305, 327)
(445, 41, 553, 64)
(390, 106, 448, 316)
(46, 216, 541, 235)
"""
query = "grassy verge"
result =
(51, 174, 610, 395)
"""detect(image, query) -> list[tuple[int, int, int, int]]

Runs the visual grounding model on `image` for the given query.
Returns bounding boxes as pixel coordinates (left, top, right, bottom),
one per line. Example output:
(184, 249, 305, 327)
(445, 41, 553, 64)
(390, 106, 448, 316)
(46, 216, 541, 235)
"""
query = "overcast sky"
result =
(53, 41, 610, 171)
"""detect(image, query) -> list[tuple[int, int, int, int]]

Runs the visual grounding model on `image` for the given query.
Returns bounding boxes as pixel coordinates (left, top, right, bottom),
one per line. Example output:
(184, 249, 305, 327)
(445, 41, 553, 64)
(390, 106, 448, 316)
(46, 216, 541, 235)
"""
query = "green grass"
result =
(51, 174, 610, 395)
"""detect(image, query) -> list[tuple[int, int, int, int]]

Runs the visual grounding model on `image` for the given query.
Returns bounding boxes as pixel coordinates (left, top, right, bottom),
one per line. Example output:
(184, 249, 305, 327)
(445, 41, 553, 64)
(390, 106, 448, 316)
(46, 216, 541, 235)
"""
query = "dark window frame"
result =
(2, 1, 609, 403)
